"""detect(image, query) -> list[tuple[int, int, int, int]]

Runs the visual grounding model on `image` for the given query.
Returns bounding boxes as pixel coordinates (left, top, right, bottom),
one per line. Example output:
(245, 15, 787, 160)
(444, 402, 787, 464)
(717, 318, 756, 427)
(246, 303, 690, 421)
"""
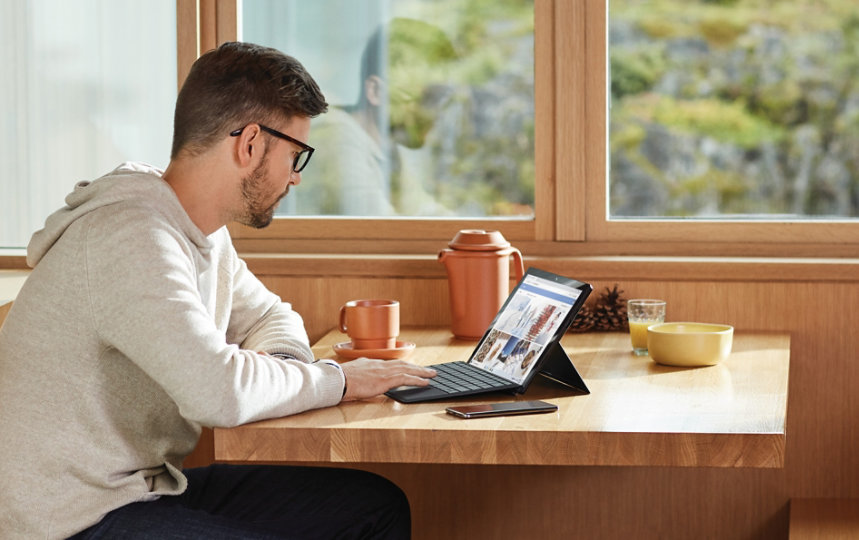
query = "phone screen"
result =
(445, 400, 558, 419)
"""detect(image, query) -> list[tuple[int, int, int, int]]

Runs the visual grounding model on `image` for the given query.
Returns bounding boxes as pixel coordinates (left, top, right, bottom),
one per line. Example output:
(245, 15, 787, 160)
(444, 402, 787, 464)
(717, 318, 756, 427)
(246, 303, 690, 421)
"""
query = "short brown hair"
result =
(171, 42, 328, 158)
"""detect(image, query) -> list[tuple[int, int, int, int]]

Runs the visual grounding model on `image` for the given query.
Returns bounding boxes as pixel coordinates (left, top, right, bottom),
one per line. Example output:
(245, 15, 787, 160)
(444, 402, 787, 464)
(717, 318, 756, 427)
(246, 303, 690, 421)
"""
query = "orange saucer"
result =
(333, 341, 416, 360)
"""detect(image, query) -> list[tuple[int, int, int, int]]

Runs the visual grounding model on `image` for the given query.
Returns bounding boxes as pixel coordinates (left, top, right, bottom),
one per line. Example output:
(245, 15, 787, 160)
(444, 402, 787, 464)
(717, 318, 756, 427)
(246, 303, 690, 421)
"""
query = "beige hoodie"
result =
(0, 162, 344, 539)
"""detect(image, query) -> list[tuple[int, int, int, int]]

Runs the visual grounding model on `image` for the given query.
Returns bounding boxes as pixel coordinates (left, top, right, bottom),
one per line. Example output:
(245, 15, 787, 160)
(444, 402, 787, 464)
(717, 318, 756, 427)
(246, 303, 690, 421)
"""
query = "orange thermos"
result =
(438, 229, 524, 339)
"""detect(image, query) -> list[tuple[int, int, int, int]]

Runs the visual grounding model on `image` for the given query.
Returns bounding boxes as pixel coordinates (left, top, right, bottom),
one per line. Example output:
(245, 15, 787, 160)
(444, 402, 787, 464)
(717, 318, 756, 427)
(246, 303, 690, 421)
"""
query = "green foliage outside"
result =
(390, 0, 535, 217)
(610, 0, 859, 218)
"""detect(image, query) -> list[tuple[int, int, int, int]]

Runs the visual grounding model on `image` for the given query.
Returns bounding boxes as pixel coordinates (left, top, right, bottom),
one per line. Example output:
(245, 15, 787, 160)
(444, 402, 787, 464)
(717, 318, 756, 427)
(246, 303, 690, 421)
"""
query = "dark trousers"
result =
(69, 464, 411, 539)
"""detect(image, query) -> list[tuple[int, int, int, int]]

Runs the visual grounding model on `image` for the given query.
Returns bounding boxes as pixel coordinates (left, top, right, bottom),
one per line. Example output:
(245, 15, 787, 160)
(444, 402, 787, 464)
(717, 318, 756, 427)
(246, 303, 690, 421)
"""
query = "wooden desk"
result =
(214, 328, 789, 468)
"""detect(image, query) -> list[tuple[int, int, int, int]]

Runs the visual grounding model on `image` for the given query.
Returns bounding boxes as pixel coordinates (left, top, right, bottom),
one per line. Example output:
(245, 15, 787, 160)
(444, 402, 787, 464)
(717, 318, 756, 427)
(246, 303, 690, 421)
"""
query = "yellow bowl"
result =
(646, 322, 734, 367)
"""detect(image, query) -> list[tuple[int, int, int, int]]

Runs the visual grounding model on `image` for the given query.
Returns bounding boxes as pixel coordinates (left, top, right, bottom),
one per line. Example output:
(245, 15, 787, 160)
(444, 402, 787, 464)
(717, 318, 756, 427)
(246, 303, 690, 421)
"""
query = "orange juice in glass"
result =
(627, 299, 666, 356)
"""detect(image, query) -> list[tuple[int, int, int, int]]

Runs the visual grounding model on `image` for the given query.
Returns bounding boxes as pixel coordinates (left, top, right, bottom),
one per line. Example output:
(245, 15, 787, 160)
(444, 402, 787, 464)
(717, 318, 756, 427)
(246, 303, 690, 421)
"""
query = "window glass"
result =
(0, 0, 177, 248)
(241, 0, 535, 218)
(609, 0, 859, 220)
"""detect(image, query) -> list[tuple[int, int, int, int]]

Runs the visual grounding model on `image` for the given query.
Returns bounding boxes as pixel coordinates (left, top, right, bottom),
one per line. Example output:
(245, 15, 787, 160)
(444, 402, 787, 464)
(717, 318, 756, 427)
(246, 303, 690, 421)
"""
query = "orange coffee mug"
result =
(339, 299, 400, 350)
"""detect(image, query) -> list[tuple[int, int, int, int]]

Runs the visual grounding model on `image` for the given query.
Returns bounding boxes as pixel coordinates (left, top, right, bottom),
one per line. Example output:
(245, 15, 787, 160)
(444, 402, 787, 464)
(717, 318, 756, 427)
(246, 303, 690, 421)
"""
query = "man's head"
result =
(171, 42, 328, 159)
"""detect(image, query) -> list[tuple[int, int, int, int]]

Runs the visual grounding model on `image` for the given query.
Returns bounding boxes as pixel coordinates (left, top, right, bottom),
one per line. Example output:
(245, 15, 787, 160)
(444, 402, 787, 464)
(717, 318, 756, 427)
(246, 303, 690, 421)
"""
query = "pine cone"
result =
(598, 284, 628, 331)
(588, 284, 630, 332)
(592, 305, 627, 331)
(569, 305, 595, 332)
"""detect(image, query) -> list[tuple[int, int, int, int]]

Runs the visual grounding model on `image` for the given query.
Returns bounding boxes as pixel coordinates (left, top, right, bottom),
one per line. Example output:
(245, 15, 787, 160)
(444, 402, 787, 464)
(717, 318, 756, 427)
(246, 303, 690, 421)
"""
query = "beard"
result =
(238, 154, 289, 229)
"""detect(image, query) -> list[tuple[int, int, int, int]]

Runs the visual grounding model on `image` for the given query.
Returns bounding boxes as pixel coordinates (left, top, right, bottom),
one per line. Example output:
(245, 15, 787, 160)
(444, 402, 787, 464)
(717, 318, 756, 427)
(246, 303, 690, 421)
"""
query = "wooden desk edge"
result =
(214, 426, 785, 468)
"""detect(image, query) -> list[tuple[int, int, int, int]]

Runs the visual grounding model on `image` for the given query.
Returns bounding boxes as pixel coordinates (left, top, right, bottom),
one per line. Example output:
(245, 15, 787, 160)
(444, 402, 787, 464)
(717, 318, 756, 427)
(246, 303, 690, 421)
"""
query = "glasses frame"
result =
(229, 123, 315, 173)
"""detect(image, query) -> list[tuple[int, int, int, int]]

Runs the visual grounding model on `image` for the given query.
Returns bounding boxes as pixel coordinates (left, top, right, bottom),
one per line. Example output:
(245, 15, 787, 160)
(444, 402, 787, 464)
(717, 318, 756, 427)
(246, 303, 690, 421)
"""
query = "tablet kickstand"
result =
(537, 341, 590, 394)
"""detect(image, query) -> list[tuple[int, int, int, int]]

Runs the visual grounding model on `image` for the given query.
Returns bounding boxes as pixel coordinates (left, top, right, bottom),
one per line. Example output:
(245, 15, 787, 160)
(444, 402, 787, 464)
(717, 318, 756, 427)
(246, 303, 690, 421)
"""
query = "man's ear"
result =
(365, 75, 385, 107)
(233, 124, 262, 167)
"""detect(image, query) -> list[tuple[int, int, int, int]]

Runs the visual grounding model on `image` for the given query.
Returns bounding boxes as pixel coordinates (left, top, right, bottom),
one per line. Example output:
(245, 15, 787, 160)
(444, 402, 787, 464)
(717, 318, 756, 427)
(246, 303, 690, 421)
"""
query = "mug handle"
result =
(339, 305, 348, 333)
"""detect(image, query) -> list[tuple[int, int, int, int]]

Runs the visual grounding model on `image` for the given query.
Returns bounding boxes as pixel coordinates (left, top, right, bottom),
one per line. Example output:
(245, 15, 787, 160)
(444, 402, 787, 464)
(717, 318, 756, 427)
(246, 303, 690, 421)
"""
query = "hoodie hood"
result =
(27, 162, 208, 267)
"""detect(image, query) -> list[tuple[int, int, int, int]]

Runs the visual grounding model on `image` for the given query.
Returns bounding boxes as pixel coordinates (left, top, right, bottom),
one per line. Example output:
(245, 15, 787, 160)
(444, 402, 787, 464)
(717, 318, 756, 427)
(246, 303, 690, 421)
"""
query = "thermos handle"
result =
(510, 248, 524, 282)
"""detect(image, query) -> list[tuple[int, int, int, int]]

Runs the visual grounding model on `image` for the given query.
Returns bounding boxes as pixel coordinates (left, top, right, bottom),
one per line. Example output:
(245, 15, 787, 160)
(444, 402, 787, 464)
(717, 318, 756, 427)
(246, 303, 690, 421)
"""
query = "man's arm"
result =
(220, 231, 436, 400)
(85, 210, 342, 426)
(222, 236, 314, 363)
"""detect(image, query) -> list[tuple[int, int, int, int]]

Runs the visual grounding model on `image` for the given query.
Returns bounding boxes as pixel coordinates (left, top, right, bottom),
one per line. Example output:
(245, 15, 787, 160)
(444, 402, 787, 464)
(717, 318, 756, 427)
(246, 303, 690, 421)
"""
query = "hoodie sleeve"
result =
(83, 206, 344, 427)
(217, 234, 314, 363)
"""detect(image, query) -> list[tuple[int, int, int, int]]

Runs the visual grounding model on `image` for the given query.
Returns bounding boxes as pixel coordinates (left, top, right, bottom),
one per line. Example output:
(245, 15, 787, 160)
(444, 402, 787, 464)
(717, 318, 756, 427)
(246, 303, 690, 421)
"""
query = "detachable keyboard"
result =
(425, 361, 515, 395)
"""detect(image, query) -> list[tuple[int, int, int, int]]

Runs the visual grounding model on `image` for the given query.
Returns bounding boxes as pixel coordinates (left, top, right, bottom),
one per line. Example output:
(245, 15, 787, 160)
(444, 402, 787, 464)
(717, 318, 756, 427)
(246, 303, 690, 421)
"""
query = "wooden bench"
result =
(790, 499, 859, 539)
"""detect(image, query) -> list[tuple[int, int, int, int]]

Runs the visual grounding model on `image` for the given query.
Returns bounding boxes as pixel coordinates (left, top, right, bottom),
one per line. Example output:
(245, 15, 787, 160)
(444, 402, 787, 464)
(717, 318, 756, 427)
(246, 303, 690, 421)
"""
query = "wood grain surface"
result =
(214, 328, 789, 468)
(789, 499, 859, 540)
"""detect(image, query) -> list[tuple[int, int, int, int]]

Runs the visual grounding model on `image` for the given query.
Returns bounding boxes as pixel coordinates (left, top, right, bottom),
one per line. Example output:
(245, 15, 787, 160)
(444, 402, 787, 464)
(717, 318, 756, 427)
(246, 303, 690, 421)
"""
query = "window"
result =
(609, 0, 859, 221)
(5, 1, 854, 260)
(241, 0, 535, 220)
(228, 0, 859, 255)
(0, 0, 177, 249)
(579, 0, 859, 249)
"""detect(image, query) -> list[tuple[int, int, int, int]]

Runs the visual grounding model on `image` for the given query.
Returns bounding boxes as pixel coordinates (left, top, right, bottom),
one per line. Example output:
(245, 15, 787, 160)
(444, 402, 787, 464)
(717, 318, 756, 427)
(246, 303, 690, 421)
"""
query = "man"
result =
(0, 42, 435, 539)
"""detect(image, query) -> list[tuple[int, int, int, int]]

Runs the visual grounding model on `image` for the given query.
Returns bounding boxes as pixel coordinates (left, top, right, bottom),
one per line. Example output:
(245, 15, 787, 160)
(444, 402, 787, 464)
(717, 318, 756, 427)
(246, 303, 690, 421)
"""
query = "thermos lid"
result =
(448, 229, 511, 251)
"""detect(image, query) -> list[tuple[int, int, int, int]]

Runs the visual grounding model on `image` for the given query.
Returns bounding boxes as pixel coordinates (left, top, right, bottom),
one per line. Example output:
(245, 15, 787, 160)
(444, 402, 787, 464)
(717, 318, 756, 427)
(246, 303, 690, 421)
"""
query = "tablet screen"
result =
(468, 268, 588, 385)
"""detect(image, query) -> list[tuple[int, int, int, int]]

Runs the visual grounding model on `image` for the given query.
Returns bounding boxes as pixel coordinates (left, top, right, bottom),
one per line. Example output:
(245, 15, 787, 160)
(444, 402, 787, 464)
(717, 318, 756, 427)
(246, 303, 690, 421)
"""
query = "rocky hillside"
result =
(610, 0, 859, 218)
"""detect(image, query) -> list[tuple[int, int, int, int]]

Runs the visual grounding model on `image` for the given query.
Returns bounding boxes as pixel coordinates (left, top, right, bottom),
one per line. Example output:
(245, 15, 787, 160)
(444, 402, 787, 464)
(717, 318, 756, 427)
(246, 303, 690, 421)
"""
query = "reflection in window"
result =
(609, 0, 859, 219)
(0, 0, 176, 248)
(242, 0, 535, 218)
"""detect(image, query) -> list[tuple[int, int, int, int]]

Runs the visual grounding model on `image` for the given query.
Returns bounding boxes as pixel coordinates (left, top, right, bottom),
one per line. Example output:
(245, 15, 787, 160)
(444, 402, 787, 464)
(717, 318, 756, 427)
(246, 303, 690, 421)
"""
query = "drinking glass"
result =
(627, 299, 666, 356)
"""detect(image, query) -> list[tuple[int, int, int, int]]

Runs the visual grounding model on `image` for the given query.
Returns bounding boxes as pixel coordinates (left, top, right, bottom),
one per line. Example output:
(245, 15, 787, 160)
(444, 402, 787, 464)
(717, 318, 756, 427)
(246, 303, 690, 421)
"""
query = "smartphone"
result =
(445, 400, 558, 419)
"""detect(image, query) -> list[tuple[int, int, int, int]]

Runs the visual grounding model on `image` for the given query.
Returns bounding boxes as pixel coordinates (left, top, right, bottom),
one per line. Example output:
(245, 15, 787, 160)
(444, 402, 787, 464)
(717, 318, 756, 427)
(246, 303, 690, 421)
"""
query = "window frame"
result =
(221, 0, 859, 257)
(581, 0, 859, 249)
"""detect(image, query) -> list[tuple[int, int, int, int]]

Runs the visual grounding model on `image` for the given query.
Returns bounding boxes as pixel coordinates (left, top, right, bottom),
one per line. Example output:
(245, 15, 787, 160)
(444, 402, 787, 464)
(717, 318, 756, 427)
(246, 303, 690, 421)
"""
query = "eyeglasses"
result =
(230, 123, 315, 173)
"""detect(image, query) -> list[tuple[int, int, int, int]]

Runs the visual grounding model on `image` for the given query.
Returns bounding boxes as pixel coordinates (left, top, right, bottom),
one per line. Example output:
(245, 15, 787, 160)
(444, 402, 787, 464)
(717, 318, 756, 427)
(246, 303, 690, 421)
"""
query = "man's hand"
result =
(339, 358, 436, 401)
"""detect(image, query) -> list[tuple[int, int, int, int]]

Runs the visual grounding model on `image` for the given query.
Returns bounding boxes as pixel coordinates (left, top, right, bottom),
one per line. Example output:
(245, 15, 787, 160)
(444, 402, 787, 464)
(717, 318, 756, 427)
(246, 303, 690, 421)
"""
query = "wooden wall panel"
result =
(224, 269, 859, 539)
(258, 276, 451, 344)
